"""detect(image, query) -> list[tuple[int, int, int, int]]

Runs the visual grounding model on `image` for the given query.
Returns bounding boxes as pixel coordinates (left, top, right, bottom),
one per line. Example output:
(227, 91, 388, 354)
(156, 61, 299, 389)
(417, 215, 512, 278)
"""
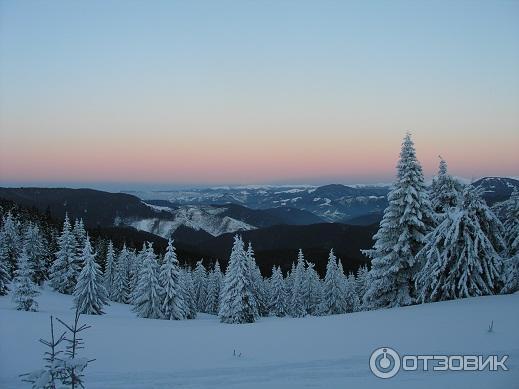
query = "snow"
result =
(143, 202, 174, 213)
(1, 286, 518, 388)
(126, 206, 256, 237)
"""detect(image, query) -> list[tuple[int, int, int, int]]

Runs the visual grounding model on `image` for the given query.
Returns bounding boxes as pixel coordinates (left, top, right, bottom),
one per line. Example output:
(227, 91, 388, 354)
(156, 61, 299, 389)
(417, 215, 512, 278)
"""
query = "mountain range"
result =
(0, 176, 517, 275)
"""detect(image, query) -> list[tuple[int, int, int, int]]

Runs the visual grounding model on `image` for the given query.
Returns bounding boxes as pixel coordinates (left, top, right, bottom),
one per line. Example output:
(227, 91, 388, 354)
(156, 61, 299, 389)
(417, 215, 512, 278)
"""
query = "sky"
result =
(0, 0, 518, 189)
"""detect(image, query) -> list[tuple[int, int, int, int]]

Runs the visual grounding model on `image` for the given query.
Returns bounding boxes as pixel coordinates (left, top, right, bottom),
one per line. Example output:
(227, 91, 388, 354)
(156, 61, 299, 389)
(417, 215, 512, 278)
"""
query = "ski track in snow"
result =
(1, 287, 518, 388)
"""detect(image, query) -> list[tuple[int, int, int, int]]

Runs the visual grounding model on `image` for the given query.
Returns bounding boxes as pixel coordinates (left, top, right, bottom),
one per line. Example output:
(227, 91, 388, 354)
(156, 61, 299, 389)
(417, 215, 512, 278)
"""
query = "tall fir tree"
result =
(192, 260, 208, 312)
(246, 243, 269, 317)
(73, 218, 87, 256)
(180, 268, 197, 319)
(355, 265, 370, 310)
(74, 236, 109, 315)
(219, 236, 258, 324)
(0, 233, 11, 295)
(290, 249, 307, 317)
(415, 186, 505, 302)
(23, 223, 47, 285)
(430, 157, 463, 215)
(344, 273, 360, 312)
(205, 261, 223, 314)
(103, 241, 117, 298)
(158, 239, 187, 320)
(302, 261, 322, 315)
(130, 243, 147, 303)
(321, 249, 346, 315)
(132, 244, 163, 319)
(501, 189, 519, 293)
(112, 244, 131, 303)
(363, 133, 435, 309)
(12, 248, 40, 311)
(269, 266, 288, 317)
(50, 214, 80, 294)
(1, 212, 21, 276)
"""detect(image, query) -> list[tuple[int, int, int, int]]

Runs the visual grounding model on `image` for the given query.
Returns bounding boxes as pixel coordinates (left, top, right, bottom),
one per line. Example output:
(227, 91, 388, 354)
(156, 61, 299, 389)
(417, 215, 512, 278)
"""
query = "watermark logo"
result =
(369, 347, 509, 379)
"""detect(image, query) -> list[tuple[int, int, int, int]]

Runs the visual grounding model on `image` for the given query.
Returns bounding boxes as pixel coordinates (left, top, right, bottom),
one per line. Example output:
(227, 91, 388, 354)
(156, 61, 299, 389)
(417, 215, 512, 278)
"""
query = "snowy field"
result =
(1, 287, 518, 389)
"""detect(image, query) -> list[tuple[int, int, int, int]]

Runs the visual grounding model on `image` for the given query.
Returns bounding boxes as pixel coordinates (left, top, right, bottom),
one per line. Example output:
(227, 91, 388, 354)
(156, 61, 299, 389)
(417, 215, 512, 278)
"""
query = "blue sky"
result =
(1, 0, 518, 188)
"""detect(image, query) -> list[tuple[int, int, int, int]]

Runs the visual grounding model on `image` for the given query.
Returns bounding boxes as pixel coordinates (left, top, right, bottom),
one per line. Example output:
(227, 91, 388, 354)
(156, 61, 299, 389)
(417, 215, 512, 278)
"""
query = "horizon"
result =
(0, 174, 517, 193)
(1, 1, 518, 185)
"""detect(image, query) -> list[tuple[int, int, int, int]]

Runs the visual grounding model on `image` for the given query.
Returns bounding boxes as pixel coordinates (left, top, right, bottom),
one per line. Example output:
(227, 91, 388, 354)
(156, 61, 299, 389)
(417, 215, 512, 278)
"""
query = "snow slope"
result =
(1, 287, 518, 388)
(125, 205, 256, 237)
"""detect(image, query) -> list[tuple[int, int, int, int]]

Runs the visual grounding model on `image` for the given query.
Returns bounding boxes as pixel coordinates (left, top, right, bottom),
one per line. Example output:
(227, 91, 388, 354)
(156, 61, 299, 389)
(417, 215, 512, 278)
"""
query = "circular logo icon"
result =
(370, 347, 401, 379)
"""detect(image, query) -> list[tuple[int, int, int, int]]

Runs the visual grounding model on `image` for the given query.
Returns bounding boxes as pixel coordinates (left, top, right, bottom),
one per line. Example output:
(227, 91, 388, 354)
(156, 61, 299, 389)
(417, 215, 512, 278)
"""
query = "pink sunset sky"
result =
(0, 1, 518, 188)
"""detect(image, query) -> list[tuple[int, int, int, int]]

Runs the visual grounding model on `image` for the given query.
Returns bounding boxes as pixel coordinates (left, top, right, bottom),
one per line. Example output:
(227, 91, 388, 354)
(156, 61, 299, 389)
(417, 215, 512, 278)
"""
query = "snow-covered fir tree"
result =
(132, 244, 163, 319)
(192, 260, 208, 312)
(302, 261, 322, 315)
(415, 186, 505, 302)
(50, 214, 80, 294)
(285, 262, 296, 293)
(0, 212, 21, 275)
(180, 268, 197, 319)
(130, 243, 147, 303)
(344, 273, 360, 312)
(12, 248, 40, 311)
(73, 236, 109, 315)
(363, 133, 435, 309)
(112, 244, 131, 303)
(246, 243, 269, 317)
(205, 261, 223, 314)
(219, 235, 258, 324)
(430, 157, 463, 215)
(23, 223, 47, 285)
(321, 249, 346, 315)
(502, 189, 519, 293)
(158, 239, 187, 320)
(73, 218, 87, 255)
(290, 249, 307, 317)
(355, 265, 370, 309)
(0, 233, 11, 295)
(269, 266, 288, 317)
(103, 241, 117, 298)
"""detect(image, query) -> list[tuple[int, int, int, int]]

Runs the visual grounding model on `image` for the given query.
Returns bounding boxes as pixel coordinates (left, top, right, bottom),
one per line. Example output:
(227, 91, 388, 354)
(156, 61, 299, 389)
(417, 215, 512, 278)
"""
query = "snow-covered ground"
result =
(1, 287, 518, 388)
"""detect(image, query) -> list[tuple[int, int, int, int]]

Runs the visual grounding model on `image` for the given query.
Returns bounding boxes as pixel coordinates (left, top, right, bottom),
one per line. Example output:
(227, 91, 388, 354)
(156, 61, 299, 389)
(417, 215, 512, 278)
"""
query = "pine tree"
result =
(269, 266, 288, 317)
(302, 261, 322, 315)
(355, 265, 370, 309)
(219, 235, 258, 324)
(73, 236, 109, 315)
(103, 241, 116, 298)
(132, 244, 163, 319)
(321, 249, 345, 315)
(205, 261, 223, 314)
(502, 189, 519, 293)
(180, 268, 197, 319)
(112, 244, 131, 303)
(12, 248, 40, 311)
(130, 243, 147, 303)
(246, 243, 269, 317)
(23, 223, 47, 286)
(1, 212, 21, 276)
(0, 233, 11, 296)
(73, 218, 87, 255)
(50, 214, 80, 294)
(415, 186, 505, 302)
(158, 239, 187, 320)
(192, 260, 208, 312)
(363, 133, 435, 309)
(430, 157, 463, 215)
(290, 249, 307, 317)
(344, 273, 360, 312)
